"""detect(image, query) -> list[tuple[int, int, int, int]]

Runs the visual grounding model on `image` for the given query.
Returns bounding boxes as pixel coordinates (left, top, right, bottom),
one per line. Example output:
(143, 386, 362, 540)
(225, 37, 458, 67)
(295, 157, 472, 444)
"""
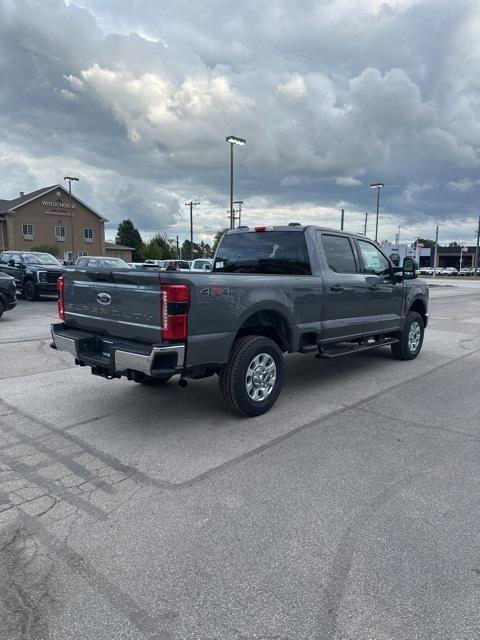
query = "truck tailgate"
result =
(63, 269, 162, 343)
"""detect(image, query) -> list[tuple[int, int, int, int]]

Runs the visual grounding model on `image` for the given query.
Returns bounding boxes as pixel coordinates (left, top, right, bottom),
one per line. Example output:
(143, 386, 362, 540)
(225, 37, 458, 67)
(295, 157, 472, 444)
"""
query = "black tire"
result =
(391, 311, 424, 360)
(219, 335, 284, 416)
(135, 375, 172, 385)
(23, 279, 39, 301)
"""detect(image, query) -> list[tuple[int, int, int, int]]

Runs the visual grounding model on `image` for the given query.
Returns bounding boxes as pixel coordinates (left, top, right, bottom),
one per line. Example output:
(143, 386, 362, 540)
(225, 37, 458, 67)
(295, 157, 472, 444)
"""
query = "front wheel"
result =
(219, 335, 284, 416)
(23, 279, 39, 301)
(391, 311, 424, 360)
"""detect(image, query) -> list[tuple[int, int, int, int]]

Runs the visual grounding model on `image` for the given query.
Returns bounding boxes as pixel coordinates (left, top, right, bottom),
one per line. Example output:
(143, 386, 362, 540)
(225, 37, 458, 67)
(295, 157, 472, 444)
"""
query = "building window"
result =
(84, 228, 94, 242)
(78, 251, 88, 257)
(22, 224, 34, 240)
(55, 226, 66, 241)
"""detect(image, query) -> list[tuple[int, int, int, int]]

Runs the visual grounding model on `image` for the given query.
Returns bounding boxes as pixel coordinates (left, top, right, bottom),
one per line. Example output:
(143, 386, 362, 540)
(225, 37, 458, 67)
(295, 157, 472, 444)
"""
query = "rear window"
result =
(214, 231, 311, 275)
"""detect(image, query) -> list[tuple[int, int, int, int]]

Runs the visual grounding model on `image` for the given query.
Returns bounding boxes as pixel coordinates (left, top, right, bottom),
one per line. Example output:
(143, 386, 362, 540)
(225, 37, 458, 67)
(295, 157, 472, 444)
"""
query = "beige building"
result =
(0, 184, 107, 261)
(105, 242, 134, 262)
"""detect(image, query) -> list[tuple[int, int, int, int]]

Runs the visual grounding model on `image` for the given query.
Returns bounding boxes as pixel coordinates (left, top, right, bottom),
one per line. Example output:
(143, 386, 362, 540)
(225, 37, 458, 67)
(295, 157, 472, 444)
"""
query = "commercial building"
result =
(104, 242, 134, 262)
(383, 242, 479, 269)
(0, 184, 107, 261)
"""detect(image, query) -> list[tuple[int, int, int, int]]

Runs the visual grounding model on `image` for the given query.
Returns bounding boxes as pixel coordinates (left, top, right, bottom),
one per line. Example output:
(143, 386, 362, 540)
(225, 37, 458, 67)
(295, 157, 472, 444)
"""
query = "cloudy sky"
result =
(1, 0, 480, 244)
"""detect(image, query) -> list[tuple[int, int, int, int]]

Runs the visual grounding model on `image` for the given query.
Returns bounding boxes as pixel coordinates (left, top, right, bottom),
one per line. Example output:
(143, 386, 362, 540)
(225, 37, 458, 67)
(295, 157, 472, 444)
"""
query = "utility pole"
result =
(364, 212, 368, 236)
(474, 216, 480, 277)
(176, 235, 180, 260)
(64, 176, 79, 262)
(185, 201, 200, 260)
(340, 208, 344, 231)
(433, 225, 439, 277)
(233, 200, 243, 227)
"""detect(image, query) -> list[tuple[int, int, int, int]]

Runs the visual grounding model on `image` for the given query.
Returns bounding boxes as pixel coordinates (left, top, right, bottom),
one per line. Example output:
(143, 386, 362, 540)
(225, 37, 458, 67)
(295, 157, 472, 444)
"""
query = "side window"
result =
(0, 252, 11, 264)
(357, 241, 390, 275)
(320, 234, 357, 274)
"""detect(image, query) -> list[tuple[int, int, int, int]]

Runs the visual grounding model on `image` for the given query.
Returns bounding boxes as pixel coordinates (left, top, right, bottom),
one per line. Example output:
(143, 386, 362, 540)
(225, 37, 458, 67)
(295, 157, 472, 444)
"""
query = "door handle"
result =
(368, 284, 380, 291)
(330, 284, 344, 292)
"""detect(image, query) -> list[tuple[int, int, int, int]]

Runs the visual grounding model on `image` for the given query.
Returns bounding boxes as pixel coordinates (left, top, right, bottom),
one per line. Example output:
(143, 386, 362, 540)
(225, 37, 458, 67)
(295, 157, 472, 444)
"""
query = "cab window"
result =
(357, 240, 390, 275)
(320, 234, 358, 273)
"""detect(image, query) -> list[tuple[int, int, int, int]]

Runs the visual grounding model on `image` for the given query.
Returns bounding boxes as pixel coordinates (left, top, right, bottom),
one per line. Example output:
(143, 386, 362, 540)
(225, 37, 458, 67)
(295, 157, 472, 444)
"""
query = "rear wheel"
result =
(23, 279, 39, 301)
(219, 335, 284, 416)
(391, 311, 424, 360)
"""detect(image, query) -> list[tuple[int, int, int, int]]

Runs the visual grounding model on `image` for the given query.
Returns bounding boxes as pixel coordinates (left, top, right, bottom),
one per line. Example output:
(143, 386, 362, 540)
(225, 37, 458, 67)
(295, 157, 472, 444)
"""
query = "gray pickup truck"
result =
(51, 225, 428, 416)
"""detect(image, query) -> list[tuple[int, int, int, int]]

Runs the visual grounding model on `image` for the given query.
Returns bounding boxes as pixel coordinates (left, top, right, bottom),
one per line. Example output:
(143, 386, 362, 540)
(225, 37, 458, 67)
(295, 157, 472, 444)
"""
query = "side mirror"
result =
(403, 257, 417, 280)
(8, 259, 15, 267)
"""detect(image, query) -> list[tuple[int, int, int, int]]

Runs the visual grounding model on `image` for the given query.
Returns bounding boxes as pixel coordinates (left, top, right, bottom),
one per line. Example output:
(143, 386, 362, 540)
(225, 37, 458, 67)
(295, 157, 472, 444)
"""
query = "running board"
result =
(316, 337, 398, 358)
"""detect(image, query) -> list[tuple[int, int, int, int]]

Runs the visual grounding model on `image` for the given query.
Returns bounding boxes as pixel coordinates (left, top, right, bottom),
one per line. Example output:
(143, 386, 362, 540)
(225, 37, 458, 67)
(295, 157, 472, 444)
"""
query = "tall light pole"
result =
(185, 201, 200, 260)
(369, 182, 384, 243)
(364, 212, 368, 236)
(233, 200, 243, 227)
(64, 176, 79, 262)
(226, 136, 246, 230)
(433, 225, 439, 277)
(474, 216, 480, 277)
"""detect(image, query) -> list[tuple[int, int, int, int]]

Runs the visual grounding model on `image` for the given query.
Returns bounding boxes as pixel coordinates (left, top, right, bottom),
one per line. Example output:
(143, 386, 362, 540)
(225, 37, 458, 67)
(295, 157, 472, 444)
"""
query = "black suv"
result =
(0, 272, 17, 319)
(0, 251, 63, 301)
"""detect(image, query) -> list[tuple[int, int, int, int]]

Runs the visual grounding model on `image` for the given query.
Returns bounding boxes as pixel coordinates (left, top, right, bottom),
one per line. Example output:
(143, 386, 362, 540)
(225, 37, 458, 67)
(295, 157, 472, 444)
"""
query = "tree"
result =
(30, 244, 61, 258)
(141, 233, 174, 260)
(115, 219, 143, 260)
(212, 228, 228, 254)
(448, 241, 460, 247)
(181, 240, 202, 260)
(414, 238, 435, 248)
(200, 241, 213, 258)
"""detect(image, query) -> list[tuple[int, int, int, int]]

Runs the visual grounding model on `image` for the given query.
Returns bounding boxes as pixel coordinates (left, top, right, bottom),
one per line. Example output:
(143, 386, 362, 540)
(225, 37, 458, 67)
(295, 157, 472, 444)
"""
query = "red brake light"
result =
(57, 276, 65, 320)
(255, 226, 267, 232)
(161, 284, 190, 341)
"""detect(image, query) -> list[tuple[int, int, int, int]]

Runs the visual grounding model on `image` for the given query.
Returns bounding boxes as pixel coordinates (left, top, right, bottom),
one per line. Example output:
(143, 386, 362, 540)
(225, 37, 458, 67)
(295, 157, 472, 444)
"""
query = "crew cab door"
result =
(3, 252, 23, 285)
(318, 232, 368, 341)
(354, 239, 403, 333)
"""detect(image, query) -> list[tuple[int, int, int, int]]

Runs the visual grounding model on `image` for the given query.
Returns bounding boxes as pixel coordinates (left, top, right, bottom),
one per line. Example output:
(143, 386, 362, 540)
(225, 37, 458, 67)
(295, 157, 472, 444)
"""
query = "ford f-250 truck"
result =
(51, 226, 429, 416)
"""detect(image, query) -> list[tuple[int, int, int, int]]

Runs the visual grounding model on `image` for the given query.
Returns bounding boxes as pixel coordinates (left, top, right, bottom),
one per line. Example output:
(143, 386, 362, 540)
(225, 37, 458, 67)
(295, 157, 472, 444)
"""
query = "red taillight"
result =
(57, 276, 65, 320)
(255, 226, 267, 232)
(161, 284, 190, 341)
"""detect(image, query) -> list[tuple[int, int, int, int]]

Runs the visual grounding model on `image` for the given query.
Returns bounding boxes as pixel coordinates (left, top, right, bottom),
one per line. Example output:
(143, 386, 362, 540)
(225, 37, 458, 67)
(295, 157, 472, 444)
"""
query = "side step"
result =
(316, 337, 398, 359)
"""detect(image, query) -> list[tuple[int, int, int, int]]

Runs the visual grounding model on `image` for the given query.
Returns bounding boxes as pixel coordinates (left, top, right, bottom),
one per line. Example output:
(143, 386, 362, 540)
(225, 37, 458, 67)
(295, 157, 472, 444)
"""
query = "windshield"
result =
(22, 253, 60, 265)
(193, 260, 211, 268)
(214, 231, 311, 275)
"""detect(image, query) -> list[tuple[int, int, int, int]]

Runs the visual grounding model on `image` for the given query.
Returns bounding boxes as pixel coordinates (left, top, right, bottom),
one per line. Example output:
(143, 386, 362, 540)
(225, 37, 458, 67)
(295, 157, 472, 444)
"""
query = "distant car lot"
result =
(1, 283, 480, 639)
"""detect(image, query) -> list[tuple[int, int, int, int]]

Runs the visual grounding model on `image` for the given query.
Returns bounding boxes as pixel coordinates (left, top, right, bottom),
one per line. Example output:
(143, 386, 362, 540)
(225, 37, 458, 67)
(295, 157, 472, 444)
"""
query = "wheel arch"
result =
(408, 297, 428, 327)
(235, 305, 297, 352)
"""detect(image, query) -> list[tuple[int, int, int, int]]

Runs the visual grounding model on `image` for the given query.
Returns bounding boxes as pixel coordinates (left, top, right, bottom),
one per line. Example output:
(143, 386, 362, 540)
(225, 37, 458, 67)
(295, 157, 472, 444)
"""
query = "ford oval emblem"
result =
(97, 292, 111, 305)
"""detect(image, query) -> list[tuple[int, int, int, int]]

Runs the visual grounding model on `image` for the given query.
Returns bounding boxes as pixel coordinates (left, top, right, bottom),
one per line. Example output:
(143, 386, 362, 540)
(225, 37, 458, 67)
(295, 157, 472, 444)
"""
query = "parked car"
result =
(143, 259, 167, 268)
(418, 266, 433, 275)
(75, 256, 131, 270)
(51, 225, 429, 416)
(129, 262, 147, 270)
(0, 272, 17, 319)
(190, 259, 213, 272)
(0, 251, 62, 300)
(458, 268, 473, 276)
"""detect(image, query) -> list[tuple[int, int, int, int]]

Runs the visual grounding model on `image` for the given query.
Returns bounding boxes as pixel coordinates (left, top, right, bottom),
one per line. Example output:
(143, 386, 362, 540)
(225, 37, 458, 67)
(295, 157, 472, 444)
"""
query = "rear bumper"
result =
(51, 323, 185, 378)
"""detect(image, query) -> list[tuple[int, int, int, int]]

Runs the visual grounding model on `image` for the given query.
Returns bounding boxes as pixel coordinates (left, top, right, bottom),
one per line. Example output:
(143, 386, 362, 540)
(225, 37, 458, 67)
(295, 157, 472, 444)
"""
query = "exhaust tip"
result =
(178, 377, 188, 389)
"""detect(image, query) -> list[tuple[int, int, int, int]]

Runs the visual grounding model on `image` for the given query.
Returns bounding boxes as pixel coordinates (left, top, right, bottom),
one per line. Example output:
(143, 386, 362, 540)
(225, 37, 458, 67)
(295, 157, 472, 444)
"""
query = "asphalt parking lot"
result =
(1, 282, 480, 640)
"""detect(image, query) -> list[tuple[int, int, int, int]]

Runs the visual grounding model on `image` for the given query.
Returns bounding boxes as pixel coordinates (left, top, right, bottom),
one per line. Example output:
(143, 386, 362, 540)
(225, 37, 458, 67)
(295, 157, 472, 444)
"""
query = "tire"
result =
(219, 335, 284, 416)
(391, 311, 424, 360)
(134, 375, 172, 385)
(23, 279, 39, 301)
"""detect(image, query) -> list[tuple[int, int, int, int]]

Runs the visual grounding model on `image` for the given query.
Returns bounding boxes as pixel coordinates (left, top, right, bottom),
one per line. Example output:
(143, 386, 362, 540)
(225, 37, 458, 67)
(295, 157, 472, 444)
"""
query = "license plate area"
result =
(77, 336, 114, 363)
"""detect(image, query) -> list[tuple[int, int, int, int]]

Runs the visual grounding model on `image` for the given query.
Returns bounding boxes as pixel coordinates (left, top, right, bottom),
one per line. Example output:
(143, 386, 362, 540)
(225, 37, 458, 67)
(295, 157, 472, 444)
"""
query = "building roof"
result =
(105, 242, 135, 251)
(0, 184, 108, 221)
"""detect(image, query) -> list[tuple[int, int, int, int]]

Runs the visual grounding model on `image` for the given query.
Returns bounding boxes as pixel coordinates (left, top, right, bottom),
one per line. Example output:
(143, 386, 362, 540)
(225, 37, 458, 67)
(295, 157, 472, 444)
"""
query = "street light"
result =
(226, 136, 246, 230)
(64, 176, 79, 262)
(233, 200, 244, 227)
(369, 182, 384, 243)
(185, 201, 200, 260)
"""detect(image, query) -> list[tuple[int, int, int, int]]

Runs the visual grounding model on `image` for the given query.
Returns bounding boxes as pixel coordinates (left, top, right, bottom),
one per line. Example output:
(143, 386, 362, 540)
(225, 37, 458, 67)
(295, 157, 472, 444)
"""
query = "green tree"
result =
(115, 219, 143, 260)
(141, 233, 173, 260)
(448, 241, 460, 247)
(200, 241, 213, 258)
(414, 238, 436, 248)
(30, 244, 61, 258)
(181, 240, 202, 260)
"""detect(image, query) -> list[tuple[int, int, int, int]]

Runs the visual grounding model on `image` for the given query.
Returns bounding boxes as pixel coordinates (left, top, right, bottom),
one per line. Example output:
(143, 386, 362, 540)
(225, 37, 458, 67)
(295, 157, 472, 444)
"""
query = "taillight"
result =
(254, 226, 273, 232)
(57, 276, 65, 320)
(161, 284, 190, 341)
